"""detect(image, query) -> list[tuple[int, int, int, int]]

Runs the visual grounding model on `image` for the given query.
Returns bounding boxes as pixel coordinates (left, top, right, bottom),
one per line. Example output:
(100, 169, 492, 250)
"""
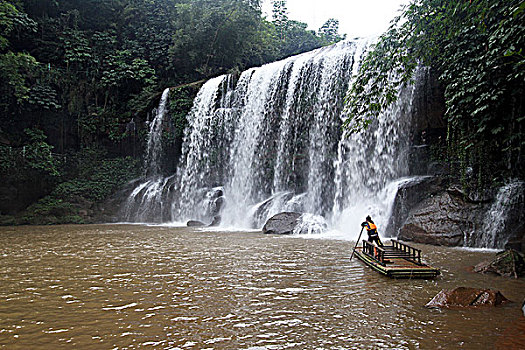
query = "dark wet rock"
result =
(505, 222, 525, 253)
(211, 196, 224, 215)
(252, 192, 295, 229)
(187, 215, 221, 227)
(409, 69, 446, 136)
(262, 212, 302, 235)
(474, 250, 525, 279)
(187, 220, 206, 227)
(385, 176, 445, 237)
(0, 179, 54, 215)
(397, 189, 489, 246)
(97, 178, 145, 223)
(425, 287, 510, 308)
(209, 215, 221, 227)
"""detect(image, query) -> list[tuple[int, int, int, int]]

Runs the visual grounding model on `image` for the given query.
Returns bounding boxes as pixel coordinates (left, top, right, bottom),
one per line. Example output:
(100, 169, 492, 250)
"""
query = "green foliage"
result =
(0, 52, 37, 108)
(0, 144, 15, 172)
(272, 0, 288, 41)
(269, 0, 345, 58)
(318, 18, 346, 45)
(27, 83, 61, 110)
(345, 0, 525, 182)
(0, 0, 37, 50)
(169, 86, 198, 140)
(53, 156, 139, 202)
(23, 128, 61, 176)
(19, 150, 140, 224)
(22, 196, 76, 224)
(61, 29, 92, 69)
(0, 128, 61, 178)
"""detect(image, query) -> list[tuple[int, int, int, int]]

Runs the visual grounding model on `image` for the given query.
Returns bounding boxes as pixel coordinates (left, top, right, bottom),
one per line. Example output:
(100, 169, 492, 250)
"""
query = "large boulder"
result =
(425, 287, 510, 308)
(393, 180, 524, 250)
(385, 176, 445, 237)
(398, 188, 489, 246)
(252, 192, 295, 228)
(262, 212, 302, 235)
(474, 250, 525, 278)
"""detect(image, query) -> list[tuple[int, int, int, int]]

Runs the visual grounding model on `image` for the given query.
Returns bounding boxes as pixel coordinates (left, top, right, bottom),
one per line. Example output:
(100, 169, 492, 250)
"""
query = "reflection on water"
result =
(0, 225, 524, 349)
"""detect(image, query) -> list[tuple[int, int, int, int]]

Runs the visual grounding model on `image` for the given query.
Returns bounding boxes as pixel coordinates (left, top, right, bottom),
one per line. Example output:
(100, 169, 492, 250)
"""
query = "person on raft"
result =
(361, 215, 384, 247)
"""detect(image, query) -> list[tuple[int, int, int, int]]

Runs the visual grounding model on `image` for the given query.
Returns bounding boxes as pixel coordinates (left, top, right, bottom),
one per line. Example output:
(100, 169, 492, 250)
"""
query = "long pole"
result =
(350, 226, 365, 261)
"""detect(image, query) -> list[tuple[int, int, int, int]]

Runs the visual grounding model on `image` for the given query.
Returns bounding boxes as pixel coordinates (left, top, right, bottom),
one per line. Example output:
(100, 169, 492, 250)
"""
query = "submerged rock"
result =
(187, 215, 221, 227)
(187, 220, 206, 227)
(425, 287, 510, 308)
(474, 249, 525, 278)
(262, 212, 302, 235)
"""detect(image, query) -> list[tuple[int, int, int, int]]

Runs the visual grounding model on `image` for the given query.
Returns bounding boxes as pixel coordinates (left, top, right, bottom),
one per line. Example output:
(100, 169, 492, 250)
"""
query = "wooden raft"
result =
(354, 239, 440, 279)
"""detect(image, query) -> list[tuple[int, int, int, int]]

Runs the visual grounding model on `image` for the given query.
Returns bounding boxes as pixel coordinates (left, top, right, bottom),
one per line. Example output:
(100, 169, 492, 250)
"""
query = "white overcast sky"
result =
(261, 0, 412, 38)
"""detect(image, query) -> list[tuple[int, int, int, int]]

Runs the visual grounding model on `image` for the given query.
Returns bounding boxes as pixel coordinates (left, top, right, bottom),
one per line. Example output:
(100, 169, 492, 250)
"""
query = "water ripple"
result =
(0, 225, 523, 349)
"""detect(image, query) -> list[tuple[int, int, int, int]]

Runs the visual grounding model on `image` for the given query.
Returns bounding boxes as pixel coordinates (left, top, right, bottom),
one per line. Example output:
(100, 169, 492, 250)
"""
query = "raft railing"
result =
(362, 240, 423, 266)
(390, 240, 422, 265)
(362, 240, 386, 265)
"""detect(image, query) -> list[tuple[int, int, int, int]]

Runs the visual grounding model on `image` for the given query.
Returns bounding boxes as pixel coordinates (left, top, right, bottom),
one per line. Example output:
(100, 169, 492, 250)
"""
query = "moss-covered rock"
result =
(474, 249, 525, 278)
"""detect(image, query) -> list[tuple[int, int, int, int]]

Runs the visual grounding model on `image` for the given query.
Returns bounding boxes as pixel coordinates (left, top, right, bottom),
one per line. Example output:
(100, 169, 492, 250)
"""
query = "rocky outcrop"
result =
(262, 212, 302, 235)
(398, 188, 489, 246)
(474, 250, 525, 278)
(425, 287, 510, 308)
(385, 176, 445, 237)
(392, 179, 524, 250)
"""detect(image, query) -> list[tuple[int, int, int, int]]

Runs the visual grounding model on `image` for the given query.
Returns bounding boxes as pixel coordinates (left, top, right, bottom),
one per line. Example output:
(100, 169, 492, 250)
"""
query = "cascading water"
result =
(144, 88, 170, 177)
(123, 39, 420, 238)
(473, 180, 525, 249)
(121, 88, 174, 223)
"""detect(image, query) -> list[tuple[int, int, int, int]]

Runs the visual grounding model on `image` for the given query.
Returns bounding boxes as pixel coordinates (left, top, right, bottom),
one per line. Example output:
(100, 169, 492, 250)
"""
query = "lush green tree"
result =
(272, 0, 288, 41)
(0, 1, 38, 114)
(345, 0, 524, 185)
(318, 18, 345, 45)
(279, 20, 323, 57)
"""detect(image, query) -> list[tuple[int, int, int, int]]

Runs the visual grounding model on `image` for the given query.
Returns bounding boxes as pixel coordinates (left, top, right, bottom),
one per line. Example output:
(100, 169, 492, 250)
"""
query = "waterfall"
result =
(474, 180, 525, 249)
(121, 88, 174, 223)
(123, 39, 419, 236)
(144, 88, 170, 177)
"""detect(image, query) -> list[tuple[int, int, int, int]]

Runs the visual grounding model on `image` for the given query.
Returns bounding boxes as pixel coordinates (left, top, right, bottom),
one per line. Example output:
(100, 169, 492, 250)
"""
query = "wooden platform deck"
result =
(354, 240, 440, 279)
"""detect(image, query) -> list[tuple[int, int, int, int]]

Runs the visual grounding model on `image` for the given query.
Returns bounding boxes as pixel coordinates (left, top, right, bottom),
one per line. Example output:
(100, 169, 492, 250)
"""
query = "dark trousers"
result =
(368, 234, 383, 247)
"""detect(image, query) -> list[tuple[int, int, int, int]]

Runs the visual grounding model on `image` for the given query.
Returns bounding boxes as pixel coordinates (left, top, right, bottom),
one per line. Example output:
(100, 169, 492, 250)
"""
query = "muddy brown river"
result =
(0, 224, 524, 349)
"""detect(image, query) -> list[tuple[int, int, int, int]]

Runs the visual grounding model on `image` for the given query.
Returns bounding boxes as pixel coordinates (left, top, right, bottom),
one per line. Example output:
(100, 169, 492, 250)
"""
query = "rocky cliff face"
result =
(387, 176, 524, 250)
(388, 70, 525, 251)
(396, 186, 490, 246)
